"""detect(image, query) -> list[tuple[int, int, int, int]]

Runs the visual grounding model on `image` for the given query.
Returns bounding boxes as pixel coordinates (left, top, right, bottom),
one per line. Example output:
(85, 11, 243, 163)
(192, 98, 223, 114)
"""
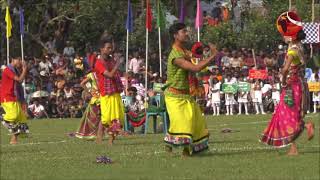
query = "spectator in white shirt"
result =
(63, 41, 75, 60)
(221, 50, 231, 68)
(39, 55, 53, 76)
(129, 52, 143, 74)
(45, 37, 56, 54)
(28, 100, 48, 119)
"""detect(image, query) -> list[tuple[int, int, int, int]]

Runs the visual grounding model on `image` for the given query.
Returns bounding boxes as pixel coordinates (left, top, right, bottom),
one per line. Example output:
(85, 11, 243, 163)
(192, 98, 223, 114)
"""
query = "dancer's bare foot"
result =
(287, 143, 298, 156)
(10, 135, 18, 145)
(165, 145, 173, 153)
(287, 150, 298, 156)
(182, 147, 191, 158)
(119, 130, 130, 137)
(108, 135, 115, 146)
(305, 122, 314, 141)
(96, 137, 103, 144)
(96, 123, 105, 144)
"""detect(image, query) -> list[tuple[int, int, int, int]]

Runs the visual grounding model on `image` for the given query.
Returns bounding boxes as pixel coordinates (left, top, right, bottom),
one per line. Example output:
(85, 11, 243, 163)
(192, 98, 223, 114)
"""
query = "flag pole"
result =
(158, 27, 162, 77)
(252, 49, 257, 68)
(145, 30, 149, 99)
(19, 7, 26, 98)
(20, 33, 24, 64)
(310, 0, 315, 58)
(21, 33, 27, 98)
(125, 29, 129, 94)
(197, 28, 200, 42)
(6, 2, 10, 65)
(7, 38, 9, 65)
(289, 0, 292, 10)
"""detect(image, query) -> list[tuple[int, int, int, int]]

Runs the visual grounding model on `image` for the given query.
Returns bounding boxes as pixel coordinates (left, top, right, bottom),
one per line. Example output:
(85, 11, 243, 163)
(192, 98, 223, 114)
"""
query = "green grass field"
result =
(1, 114, 319, 180)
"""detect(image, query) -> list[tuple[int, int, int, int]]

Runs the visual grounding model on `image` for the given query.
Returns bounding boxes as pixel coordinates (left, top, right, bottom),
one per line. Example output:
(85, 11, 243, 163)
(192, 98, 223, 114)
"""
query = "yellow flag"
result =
(5, 6, 12, 38)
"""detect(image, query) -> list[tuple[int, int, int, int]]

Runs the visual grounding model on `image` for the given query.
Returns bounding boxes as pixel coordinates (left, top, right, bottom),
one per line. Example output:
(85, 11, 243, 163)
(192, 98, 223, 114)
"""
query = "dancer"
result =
(93, 38, 125, 145)
(0, 57, 29, 144)
(164, 23, 217, 156)
(260, 11, 314, 155)
(74, 64, 102, 141)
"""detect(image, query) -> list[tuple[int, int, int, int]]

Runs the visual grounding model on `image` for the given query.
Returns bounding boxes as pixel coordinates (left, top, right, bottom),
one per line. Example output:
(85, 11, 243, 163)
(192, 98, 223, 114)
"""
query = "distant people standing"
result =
(211, 2, 222, 23)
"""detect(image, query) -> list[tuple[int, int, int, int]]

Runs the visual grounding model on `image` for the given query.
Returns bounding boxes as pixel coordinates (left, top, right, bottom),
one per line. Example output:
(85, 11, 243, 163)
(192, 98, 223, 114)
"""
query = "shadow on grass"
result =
(1, 148, 42, 154)
(211, 139, 254, 144)
(195, 148, 283, 157)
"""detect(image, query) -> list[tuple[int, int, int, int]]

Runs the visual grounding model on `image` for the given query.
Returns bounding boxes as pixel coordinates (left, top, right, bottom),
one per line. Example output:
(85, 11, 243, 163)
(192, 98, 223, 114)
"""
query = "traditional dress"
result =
(125, 97, 146, 128)
(164, 45, 209, 155)
(0, 65, 29, 135)
(94, 58, 124, 136)
(75, 72, 101, 139)
(261, 49, 308, 147)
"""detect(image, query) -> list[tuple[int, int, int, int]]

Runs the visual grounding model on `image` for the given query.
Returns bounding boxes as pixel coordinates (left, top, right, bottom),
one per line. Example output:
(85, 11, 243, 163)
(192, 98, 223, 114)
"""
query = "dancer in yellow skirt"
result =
(0, 57, 28, 144)
(92, 38, 125, 145)
(164, 23, 217, 156)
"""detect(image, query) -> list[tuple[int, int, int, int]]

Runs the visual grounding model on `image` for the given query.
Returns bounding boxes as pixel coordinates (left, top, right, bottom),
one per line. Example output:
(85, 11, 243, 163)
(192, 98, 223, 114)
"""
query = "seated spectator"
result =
(28, 100, 49, 119)
(125, 87, 146, 133)
(48, 97, 58, 118)
(64, 85, 74, 99)
(73, 54, 84, 77)
(39, 55, 53, 76)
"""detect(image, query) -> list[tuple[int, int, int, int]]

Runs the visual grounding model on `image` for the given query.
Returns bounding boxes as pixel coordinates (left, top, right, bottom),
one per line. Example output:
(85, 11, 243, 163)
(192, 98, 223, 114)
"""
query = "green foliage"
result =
(0, 0, 318, 59)
(202, 0, 292, 51)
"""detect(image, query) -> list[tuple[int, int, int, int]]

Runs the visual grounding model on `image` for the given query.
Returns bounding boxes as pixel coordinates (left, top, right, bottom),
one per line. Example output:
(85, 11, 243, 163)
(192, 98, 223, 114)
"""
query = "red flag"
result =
(146, 0, 152, 31)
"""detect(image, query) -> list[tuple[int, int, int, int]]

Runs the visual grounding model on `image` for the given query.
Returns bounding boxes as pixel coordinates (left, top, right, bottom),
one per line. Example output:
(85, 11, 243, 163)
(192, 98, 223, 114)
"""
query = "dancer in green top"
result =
(164, 23, 217, 156)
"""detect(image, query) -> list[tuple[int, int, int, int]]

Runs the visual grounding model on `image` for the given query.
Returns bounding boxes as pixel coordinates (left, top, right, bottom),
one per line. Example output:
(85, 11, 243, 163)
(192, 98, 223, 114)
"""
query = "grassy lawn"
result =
(1, 114, 319, 180)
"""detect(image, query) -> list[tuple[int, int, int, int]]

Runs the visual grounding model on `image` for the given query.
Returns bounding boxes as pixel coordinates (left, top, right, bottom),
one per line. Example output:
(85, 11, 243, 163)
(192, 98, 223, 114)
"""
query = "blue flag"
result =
(126, 0, 133, 33)
(19, 7, 24, 37)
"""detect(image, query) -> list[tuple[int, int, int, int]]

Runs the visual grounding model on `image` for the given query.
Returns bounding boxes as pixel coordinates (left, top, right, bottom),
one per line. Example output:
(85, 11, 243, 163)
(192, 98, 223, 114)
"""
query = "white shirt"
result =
(262, 84, 272, 94)
(39, 61, 52, 73)
(129, 58, 142, 74)
(28, 104, 45, 114)
(63, 46, 75, 57)
(45, 41, 55, 53)
(221, 56, 230, 67)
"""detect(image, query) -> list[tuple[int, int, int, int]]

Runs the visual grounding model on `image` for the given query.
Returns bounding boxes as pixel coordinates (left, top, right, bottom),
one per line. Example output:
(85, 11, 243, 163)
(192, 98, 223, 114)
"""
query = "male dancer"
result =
(1, 57, 29, 144)
(93, 38, 125, 145)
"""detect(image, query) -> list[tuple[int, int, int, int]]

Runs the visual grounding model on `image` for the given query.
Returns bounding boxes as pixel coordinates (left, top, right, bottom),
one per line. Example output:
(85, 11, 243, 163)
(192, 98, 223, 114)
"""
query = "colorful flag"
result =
(195, 0, 203, 29)
(19, 7, 25, 37)
(146, 0, 152, 31)
(156, 0, 165, 29)
(126, 0, 133, 33)
(179, 0, 185, 23)
(302, 22, 320, 44)
(5, 6, 12, 38)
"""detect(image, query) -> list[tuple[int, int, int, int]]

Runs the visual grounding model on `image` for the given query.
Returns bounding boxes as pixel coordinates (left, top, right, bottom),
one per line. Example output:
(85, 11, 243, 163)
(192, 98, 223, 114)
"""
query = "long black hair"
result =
(296, 30, 306, 41)
(169, 23, 186, 41)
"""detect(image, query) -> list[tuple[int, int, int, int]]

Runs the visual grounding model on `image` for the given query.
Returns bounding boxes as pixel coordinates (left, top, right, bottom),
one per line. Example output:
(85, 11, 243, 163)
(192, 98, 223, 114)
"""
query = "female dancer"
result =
(164, 23, 217, 156)
(260, 11, 314, 155)
(75, 67, 103, 142)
